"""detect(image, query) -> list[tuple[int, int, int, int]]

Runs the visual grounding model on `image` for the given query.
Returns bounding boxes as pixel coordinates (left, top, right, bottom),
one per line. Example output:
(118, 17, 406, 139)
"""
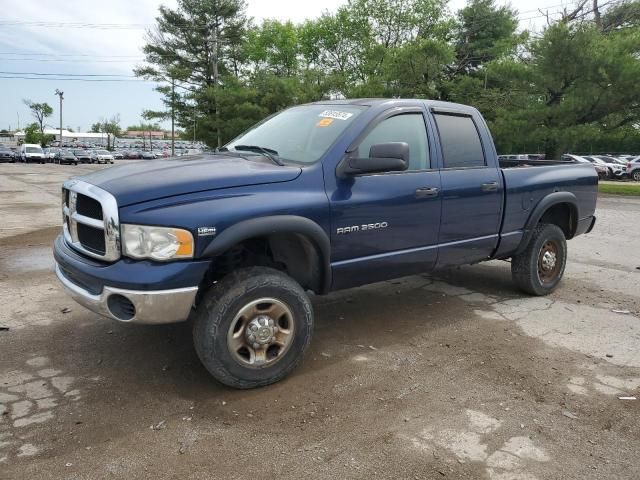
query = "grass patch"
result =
(598, 183, 640, 196)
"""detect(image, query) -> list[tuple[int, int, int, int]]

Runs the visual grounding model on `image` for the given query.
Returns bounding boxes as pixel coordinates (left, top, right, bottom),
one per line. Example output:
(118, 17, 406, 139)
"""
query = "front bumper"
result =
(56, 263, 197, 324)
(54, 234, 210, 324)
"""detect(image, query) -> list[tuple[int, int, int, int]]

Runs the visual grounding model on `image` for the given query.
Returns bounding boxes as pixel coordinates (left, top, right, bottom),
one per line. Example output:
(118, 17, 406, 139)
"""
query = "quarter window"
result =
(434, 114, 485, 168)
(357, 114, 430, 171)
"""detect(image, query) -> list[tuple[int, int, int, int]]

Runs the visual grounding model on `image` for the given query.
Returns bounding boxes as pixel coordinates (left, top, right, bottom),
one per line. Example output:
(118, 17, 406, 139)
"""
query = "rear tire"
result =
(511, 223, 567, 296)
(633, 170, 640, 182)
(193, 267, 313, 389)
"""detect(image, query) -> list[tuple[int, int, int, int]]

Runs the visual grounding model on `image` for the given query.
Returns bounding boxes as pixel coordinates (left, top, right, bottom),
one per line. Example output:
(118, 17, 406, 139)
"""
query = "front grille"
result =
(77, 223, 106, 255)
(76, 194, 103, 220)
(61, 181, 120, 261)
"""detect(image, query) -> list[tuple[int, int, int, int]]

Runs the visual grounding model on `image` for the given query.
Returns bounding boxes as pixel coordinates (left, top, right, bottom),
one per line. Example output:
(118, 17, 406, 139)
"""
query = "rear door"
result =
(328, 108, 442, 289)
(432, 110, 503, 266)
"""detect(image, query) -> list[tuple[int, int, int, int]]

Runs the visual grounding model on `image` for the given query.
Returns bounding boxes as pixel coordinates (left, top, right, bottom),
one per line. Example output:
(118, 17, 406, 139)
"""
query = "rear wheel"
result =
(511, 223, 567, 296)
(193, 267, 313, 389)
(633, 170, 640, 182)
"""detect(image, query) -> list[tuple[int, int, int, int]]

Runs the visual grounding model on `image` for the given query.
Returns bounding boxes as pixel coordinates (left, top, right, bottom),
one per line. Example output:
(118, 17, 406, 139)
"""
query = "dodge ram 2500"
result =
(54, 99, 598, 388)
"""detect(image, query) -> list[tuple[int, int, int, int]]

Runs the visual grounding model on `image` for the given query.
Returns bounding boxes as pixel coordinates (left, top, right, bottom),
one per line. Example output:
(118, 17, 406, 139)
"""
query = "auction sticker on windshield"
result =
(319, 110, 354, 121)
(316, 118, 334, 127)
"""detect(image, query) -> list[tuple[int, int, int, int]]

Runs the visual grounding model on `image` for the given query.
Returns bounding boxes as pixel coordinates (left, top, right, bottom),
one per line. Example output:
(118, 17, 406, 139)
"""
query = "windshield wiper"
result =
(232, 145, 284, 166)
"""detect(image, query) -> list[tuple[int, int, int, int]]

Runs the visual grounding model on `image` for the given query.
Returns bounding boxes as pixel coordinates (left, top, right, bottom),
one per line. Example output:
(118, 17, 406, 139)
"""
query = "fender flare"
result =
(201, 215, 332, 293)
(515, 192, 579, 254)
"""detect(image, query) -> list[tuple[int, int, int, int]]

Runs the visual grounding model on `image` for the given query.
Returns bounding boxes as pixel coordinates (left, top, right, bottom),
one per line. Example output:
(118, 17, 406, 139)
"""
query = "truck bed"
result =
(498, 162, 598, 256)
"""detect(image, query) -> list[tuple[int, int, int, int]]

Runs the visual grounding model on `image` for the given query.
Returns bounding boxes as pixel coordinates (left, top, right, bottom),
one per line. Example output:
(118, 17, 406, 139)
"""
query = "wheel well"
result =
(539, 203, 577, 239)
(200, 233, 324, 296)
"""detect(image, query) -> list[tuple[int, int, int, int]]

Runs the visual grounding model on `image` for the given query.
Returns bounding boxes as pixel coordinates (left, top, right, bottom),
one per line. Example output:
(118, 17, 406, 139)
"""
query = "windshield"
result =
(225, 105, 364, 164)
(98, 150, 110, 155)
(26, 147, 42, 153)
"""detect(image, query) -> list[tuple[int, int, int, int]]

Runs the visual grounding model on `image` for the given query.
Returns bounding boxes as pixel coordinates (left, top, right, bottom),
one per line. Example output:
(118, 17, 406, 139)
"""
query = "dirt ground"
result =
(1, 161, 639, 479)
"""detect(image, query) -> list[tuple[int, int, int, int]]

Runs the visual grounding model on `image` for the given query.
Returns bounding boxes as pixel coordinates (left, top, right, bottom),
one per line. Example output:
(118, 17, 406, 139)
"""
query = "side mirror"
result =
(338, 142, 409, 176)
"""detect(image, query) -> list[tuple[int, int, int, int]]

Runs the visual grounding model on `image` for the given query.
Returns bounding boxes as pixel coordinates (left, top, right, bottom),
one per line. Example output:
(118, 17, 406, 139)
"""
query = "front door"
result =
(328, 110, 442, 290)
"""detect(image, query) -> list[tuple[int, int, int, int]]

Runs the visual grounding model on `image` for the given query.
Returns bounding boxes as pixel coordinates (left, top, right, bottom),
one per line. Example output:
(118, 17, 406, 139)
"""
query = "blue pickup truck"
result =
(54, 99, 597, 388)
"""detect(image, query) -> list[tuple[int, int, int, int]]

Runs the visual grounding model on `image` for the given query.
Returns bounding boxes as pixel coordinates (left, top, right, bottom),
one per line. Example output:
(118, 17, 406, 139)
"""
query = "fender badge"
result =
(197, 226, 217, 237)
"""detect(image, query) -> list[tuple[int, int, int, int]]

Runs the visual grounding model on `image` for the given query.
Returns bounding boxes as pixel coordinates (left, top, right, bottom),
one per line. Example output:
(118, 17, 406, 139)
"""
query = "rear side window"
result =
(357, 114, 430, 171)
(434, 114, 485, 168)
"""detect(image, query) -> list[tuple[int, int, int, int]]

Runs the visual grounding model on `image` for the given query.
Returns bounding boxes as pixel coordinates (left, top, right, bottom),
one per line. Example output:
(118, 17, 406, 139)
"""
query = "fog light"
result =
(107, 294, 136, 321)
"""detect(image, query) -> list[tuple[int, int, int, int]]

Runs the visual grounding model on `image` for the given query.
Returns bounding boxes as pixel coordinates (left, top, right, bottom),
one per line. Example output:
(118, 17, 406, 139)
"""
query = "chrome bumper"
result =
(55, 263, 198, 324)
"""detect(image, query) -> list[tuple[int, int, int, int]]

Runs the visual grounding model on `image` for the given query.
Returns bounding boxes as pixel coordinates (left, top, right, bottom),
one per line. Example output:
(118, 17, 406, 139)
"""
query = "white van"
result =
(20, 144, 45, 163)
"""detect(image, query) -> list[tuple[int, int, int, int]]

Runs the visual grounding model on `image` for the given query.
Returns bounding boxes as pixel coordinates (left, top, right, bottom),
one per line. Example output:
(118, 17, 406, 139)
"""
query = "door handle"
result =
(415, 187, 440, 198)
(481, 181, 498, 192)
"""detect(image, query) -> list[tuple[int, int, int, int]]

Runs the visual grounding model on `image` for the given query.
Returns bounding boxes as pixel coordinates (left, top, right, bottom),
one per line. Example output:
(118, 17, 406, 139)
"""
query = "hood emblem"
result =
(197, 227, 217, 237)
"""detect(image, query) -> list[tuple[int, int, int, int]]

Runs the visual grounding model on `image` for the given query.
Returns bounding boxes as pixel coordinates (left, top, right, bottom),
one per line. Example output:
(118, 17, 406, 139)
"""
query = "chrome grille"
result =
(62, 179, 120, 261)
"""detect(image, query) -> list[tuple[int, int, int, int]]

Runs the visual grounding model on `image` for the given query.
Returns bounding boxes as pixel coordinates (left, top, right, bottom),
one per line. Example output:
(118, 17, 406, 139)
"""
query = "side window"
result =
(357, 114, 430, 171)
(434, 114, 485, 168)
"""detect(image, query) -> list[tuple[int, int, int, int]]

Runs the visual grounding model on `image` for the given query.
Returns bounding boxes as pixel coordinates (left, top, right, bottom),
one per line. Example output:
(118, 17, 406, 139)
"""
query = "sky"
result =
(0, 0, 573, 133)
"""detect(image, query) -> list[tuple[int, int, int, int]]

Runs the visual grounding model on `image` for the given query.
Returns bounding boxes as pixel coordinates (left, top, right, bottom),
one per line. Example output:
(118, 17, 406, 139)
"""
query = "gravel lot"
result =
(1, 161, 639, 479)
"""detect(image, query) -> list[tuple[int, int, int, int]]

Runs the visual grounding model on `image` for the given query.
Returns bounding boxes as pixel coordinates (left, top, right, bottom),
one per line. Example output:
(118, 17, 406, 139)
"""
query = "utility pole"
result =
(16, 112, 20, 131)
(54, 89, 64, 146)
(171, 78, 175, 157)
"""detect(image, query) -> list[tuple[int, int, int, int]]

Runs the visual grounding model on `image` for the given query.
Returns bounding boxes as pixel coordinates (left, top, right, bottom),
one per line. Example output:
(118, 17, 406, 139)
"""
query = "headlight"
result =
(122, 224, 194, 261)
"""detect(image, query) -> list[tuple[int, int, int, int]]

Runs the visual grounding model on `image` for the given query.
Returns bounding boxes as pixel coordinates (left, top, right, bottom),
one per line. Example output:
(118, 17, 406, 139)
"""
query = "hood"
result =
(79, 153, 302, 206)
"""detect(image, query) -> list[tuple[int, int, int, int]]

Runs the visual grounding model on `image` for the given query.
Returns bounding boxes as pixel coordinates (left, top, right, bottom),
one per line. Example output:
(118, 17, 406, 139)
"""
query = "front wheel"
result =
(511, 223, 567, 296)
(633, 170, 640, 182)
(193, 267, 313, 389)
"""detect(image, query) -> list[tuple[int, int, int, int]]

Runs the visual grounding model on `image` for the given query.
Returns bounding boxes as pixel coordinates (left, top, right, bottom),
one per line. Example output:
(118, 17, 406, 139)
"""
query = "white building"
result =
(14, 128, 111, 146)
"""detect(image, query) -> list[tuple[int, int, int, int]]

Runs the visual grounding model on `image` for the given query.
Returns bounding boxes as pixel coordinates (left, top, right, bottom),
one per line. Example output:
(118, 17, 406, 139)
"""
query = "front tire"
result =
(511, 223, 567, 296)
(193, 267, 313, 389)
(633, 170, 640, 182)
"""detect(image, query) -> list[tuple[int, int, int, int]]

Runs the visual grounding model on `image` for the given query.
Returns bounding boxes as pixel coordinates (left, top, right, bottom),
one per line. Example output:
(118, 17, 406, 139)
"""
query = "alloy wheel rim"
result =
(227, 298, 295, 368)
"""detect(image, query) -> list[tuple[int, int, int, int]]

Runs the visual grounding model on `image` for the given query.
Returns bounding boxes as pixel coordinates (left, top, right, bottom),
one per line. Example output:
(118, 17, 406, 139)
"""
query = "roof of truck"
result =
(308, 98, 478, 113)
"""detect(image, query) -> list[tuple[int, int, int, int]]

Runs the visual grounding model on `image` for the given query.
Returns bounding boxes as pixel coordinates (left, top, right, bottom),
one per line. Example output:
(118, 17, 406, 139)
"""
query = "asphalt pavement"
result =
(1, 161, 639, 479)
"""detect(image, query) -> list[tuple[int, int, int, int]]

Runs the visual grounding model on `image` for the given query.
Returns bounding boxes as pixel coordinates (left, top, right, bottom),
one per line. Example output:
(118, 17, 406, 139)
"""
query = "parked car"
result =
(141, 151, 156, 159)
(581, 156, 612, 178)
(54, 98, 598, 389)
(590, 155, 627, 178)
(0, 145, 16, 162)
(54, 149, 79, 165)
(112, 151, 124, 160)
(562, 154, 608, 179)
(91, 150, 115, 164)
(19, 144, 45, 163)
(627, 156, 640, 181)
(72, 149, 92, 164)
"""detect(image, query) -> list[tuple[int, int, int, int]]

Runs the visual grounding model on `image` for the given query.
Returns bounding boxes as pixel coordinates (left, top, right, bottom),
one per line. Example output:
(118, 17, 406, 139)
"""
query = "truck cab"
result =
(54, 99, 597, 388)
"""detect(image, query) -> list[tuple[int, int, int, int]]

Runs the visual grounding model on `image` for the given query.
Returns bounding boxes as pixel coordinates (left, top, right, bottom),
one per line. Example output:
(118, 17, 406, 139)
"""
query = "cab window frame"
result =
(431, 109, 488, 171)
(343, 107, 435, 175)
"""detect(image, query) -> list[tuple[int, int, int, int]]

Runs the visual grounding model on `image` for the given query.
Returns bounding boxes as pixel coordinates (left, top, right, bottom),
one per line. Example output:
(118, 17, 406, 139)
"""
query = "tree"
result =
(23, 122, 54, 147)
(23, 123, 41, 144)
(135, 0, 248, 147)
(23, 100, 52, 136)
(452, 0, 520, 75)
(485, 1, 640, 158)
(132, 0, 640, 157)
(90, 115, 122, 149)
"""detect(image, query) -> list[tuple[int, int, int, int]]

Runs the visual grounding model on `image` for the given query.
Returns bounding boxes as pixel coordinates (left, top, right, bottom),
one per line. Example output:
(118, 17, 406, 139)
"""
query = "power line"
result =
(0, 75, 150, 82)
(0, 70, 136, 77)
